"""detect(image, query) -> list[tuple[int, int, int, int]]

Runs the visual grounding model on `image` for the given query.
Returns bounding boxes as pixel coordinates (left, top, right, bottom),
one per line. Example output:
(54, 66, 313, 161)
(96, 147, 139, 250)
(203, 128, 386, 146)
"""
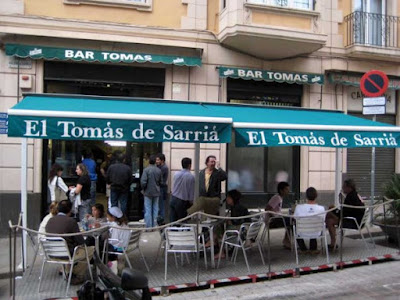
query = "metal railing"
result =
(344, 11, 400, 48)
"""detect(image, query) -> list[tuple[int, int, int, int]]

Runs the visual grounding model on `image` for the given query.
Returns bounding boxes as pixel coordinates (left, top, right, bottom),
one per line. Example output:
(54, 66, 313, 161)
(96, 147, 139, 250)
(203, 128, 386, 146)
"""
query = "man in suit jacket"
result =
(188, 155, 227, 216)
(46, 200, 94, 285)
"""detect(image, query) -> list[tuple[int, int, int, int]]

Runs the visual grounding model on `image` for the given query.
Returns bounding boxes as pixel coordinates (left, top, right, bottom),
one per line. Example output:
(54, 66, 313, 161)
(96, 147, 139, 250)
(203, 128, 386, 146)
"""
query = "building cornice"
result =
(0, 14, 218, 49)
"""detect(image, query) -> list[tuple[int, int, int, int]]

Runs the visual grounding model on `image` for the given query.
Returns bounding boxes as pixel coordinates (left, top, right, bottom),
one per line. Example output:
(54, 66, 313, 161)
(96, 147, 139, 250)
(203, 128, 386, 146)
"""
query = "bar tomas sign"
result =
(5, 44, 202, 67)
(218, 66, 324, 85)
(235, 129, 400, 148)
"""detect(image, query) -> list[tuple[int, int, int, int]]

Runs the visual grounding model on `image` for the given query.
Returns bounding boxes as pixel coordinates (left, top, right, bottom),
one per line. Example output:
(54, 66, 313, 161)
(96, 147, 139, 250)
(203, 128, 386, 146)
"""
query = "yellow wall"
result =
(338, 0, 351, 47)
(252, 11, 311, 30)
(207, 0, 219, 33)
(25, 0, 187, 28)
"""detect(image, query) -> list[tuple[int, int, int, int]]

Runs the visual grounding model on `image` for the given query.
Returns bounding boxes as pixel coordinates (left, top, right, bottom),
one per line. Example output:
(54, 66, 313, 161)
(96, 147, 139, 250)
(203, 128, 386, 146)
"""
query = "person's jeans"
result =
(78, 199, 92, 221)
(90, 181, 97, 207)
(144, 196, 159, 228)
(169, 196, 190, 223)
(110, 189, 129, 214)
(158, 186, 168, 223)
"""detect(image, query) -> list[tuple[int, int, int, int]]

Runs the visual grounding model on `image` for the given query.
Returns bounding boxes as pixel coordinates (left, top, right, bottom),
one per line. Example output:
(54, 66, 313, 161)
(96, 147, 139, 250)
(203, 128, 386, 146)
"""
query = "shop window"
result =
(247, 0, 314, 11)
(64, 0, 152, 11)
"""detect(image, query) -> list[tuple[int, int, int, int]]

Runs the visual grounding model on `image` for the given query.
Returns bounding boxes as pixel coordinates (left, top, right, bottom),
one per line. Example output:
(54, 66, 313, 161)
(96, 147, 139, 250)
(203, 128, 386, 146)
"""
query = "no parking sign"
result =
(360, 70, 389, 97)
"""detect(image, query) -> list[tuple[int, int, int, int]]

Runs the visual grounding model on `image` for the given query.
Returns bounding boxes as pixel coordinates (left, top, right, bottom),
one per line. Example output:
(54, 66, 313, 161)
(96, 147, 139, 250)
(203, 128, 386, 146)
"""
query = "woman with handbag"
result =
(48, 163, 68, 202)
(69, 163, 92, 221)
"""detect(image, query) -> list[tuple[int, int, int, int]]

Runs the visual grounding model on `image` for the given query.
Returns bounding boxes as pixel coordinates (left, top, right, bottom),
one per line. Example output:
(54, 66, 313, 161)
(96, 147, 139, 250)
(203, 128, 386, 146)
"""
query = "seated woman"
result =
(214, 189, 250, 259)
(86, 203, 107, 229)
(38, 201, 59, 241)
(325, 179, 365, 250)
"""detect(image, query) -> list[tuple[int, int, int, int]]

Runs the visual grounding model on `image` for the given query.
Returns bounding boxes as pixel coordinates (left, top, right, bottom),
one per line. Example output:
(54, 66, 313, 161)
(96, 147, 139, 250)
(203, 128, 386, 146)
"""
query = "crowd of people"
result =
(42, 149, 367, 283)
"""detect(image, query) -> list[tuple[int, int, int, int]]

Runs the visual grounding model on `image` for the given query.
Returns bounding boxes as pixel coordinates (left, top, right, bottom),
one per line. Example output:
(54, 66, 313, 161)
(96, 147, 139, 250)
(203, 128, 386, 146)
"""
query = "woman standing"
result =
(48, 163, 68, 203)
(70, 163, 91, 221)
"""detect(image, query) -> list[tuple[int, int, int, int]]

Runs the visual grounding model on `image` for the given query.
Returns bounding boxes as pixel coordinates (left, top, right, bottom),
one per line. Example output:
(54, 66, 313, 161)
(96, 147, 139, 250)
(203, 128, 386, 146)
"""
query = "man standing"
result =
(170, 157, 195, 223)
(265, 181, 291, 249)
(106, 151, 132, 214)
(82, 150, 97, 210)
(156, 153, 169, 225)
(188, 155, 227, 216)
(141, 155, 162, 228)
(46, 200, 94, 285)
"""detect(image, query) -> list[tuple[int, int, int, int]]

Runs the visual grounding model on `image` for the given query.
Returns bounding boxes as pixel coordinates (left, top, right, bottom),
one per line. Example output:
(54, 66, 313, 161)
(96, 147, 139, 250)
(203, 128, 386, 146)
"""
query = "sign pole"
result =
(370, 115, 376, 223)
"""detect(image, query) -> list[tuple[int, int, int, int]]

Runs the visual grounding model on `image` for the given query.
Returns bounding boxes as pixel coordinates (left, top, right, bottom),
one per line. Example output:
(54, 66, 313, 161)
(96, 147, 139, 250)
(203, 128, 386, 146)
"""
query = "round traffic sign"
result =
(360, 70, 389, 97)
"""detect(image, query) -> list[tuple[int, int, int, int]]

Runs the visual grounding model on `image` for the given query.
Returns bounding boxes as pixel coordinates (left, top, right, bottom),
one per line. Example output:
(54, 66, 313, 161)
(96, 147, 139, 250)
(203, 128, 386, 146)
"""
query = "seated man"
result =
(265, 181, 291, 249)
(293, 187, 325, 254)
(46, 200, 94, 285)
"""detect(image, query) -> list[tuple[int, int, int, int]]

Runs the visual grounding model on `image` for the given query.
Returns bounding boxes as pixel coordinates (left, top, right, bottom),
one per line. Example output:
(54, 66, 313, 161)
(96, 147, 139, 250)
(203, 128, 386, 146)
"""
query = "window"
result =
(247, 0, 313, 10)
(64, 0, 152, 10)
(352, 0, 387, 46)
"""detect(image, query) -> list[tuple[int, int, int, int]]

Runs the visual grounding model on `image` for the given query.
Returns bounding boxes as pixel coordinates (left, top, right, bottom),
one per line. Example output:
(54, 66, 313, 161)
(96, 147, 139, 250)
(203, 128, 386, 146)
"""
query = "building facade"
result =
(1, 0, 400, 234)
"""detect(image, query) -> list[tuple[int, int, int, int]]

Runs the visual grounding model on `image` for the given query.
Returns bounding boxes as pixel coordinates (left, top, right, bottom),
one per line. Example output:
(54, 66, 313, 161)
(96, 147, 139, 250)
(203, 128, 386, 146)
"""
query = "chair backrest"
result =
(165, 227, 197, 250)
(294, 216, 325, 238)
(244, 222, 263, 241)
(40, 237, 71, 261)
(126, 230, 141, 250)
(359, 207, 370, 227)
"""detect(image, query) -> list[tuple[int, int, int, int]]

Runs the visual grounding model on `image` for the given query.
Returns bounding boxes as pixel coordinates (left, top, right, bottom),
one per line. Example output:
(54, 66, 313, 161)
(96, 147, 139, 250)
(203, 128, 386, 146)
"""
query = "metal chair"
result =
(338, 207, 375, 248)
(164, 226, 207, 281)
(217, 221, 265, 273)
(293, 216, 329, 266)
(103, 229, 150, 272)
(27, 230, 42, 276)
(39, 237, 93, 296)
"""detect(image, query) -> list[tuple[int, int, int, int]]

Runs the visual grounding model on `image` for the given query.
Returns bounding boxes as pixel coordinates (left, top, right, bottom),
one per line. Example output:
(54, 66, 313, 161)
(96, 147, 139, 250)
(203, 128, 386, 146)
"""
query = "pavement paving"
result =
(1, 224, 399, 299)
(155, 260, 400, 299)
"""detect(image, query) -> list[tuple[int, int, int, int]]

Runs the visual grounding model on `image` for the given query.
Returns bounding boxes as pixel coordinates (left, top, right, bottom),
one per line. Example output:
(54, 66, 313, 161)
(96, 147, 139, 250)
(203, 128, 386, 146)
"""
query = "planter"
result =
(374, 221, 400, 243)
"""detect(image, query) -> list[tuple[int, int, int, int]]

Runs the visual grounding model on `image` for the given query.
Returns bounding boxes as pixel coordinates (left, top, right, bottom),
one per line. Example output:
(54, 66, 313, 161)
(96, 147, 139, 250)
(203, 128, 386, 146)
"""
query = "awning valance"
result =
(218, 66, 324, 85)
(225, 105, 400, 148)
(8, 94, 400, 148)
(5, 44, 202, 67)
(327, 70, 400, 90)
(7, 94, 231, 143)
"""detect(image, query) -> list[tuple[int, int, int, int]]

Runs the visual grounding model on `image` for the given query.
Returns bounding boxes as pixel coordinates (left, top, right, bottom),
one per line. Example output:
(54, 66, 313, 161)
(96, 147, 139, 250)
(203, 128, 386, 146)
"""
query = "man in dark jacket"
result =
(188, 155, 227, 216)
(141, 155, 163, 228)
(106, 151, 132, 215)
(46, 200, 94, 285)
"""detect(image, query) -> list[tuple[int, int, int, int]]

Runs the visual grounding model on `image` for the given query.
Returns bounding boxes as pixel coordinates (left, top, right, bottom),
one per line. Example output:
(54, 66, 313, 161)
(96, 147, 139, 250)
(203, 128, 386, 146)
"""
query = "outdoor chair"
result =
(217, 221, 265, 273)
(27, 230, 42, 276)
(293, 216, 329, 266)
(102, 229, 149, 272)
(164, 226, 207, 281)
(262, 214, 293, 251)
(337, 207, 375, 249)
(39, 237, 93, 296)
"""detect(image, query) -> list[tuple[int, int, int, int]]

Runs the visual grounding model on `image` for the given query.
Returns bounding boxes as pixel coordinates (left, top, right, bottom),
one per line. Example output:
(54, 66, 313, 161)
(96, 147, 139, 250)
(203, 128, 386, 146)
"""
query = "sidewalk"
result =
(2, 225, 399, 299)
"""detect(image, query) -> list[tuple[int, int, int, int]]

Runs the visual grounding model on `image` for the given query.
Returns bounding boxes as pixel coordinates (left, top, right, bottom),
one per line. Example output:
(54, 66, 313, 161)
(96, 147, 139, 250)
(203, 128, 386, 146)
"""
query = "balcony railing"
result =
(246, 0, 314, 11)
(344, 11, 400, 48)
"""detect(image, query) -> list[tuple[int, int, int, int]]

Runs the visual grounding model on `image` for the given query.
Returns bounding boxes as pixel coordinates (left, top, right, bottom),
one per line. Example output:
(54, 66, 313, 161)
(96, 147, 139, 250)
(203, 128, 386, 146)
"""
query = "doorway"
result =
(42, 61, 165, 220)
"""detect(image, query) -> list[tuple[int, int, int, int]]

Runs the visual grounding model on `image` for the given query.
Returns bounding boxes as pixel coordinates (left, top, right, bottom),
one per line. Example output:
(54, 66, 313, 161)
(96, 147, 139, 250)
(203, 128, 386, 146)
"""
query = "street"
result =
(156, 260, 400, 300)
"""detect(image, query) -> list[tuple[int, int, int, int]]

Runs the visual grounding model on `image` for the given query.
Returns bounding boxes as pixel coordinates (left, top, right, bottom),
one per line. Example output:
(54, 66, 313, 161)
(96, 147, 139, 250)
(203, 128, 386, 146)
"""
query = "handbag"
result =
(54, 177, 68, 202)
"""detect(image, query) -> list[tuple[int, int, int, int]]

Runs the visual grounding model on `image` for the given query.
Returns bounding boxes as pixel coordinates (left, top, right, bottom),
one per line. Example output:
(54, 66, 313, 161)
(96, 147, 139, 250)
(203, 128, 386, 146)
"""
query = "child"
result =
(106, 206, 130, 251)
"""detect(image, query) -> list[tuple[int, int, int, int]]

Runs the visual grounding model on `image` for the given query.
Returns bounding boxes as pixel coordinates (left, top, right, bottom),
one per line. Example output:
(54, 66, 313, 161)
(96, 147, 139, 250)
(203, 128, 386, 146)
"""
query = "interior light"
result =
(105, 140, 127, 147)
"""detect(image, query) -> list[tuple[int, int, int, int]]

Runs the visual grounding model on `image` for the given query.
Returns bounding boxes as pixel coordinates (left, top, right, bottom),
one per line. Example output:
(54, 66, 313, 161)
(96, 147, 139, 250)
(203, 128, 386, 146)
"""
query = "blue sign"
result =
(0, 113, 8, 134)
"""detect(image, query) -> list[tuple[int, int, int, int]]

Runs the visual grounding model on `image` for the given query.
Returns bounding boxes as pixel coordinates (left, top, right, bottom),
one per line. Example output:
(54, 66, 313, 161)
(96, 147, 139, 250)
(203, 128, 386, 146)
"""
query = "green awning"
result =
(8, 94, 400, 148)
(230, 105, 400, 148)
(218, 66, 324, 85)
(5, 44, 202, 67)
(327, 70, 400, 90)
(7, 94, 231, 143)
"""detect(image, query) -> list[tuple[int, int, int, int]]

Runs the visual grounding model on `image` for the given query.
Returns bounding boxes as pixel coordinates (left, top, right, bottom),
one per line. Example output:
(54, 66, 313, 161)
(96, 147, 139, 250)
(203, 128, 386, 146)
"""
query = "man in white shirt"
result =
(294, 187, 325, 254)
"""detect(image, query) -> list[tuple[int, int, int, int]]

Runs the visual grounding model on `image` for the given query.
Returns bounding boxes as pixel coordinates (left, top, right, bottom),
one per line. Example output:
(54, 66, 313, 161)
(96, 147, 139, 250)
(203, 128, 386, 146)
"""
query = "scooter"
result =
(78, 251, 152, 300)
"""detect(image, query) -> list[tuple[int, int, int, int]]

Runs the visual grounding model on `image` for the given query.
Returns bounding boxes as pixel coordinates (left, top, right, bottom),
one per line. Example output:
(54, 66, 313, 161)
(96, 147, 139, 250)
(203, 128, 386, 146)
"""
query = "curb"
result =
(150, 253, 400, 296)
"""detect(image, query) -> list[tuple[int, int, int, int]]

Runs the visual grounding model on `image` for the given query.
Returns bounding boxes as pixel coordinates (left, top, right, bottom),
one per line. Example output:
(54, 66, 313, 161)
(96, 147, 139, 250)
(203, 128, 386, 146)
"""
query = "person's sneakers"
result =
(328, 245, 338, 251)
(70, 276, 85, 285)
(310, 249, 320, 255)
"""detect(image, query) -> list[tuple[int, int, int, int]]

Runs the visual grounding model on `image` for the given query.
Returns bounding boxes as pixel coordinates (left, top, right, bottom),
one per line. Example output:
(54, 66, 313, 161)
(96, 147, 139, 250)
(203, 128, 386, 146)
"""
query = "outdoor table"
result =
(80, 223, 109, 255)
(186, 218, 224, 268)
